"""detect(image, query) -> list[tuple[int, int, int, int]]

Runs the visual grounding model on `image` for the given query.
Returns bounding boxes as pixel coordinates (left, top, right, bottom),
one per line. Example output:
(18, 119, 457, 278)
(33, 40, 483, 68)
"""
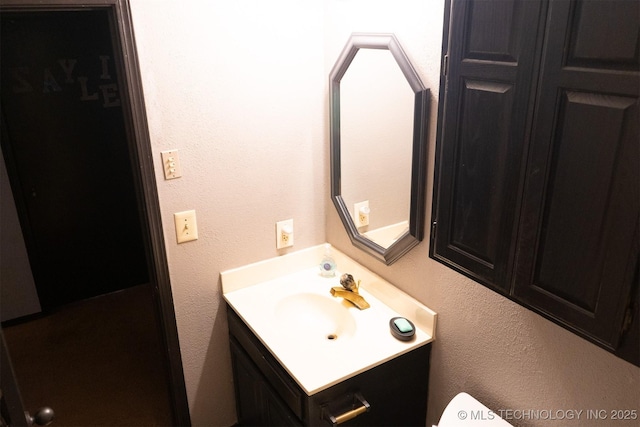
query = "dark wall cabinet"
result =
(227, 307, 431, 426)
(431, 0, 639, 366)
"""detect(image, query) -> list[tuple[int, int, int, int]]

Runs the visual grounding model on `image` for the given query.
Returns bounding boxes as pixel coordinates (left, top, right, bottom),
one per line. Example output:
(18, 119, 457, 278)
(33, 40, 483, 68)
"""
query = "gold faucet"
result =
(330, 273, 370, 310)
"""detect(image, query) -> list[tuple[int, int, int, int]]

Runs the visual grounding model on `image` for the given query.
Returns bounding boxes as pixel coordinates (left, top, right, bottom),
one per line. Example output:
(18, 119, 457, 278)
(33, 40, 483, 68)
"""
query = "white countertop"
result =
(221, 244, 437, 395)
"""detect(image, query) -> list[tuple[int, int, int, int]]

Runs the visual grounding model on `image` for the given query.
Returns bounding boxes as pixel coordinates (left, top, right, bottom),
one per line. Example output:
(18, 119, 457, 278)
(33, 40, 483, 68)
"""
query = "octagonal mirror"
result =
(330, 33, 430, 265)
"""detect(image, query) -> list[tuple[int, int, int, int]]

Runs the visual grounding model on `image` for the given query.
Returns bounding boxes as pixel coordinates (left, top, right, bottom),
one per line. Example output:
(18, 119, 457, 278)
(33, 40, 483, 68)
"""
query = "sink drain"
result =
(327, 334, 338, 341)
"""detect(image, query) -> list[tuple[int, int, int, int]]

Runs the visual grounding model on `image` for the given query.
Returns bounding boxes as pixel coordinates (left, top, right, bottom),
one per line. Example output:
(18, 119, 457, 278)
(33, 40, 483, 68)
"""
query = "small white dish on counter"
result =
(221, 244, 437, 395)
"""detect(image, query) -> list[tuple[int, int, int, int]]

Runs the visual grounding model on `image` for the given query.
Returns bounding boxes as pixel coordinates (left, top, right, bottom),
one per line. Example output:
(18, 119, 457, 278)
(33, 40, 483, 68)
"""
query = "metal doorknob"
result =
(27, 407, 55, 426)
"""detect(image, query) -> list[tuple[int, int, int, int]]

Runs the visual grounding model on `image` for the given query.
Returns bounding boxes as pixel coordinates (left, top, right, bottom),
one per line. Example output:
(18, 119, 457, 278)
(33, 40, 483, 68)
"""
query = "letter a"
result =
(43, 68, 61, 93)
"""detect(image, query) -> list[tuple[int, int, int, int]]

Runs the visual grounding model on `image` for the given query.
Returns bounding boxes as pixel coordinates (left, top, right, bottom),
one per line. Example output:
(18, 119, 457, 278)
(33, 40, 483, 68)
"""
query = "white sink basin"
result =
(274, 293, 357, 341)
(221, 244, 437, 395)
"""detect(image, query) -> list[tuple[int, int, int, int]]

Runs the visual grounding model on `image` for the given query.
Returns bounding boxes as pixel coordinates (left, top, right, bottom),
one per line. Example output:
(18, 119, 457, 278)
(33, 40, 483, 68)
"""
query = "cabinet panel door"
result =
(229, 339, 265, 426)
(262, 383, 302, 427)
(513, 0, 640, 350)
(431, 0, 545, 291)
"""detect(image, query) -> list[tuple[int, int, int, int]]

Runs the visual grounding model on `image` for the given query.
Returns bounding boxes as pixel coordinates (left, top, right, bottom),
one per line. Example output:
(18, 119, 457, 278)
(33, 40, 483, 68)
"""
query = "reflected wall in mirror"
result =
(341, 49, 414, 247)
(330, 33, 430, 265)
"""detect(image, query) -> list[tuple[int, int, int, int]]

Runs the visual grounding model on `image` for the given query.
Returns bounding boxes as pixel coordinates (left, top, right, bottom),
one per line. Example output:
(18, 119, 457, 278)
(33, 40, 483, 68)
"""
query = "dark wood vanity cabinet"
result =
(227, 307, 431, 426)
(431, 0, 639, 365)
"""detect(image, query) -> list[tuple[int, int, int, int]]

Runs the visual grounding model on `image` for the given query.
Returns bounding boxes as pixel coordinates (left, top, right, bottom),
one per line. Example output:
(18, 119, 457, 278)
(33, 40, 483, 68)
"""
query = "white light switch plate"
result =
(174, 210, 198, 243)
(161, 150, 182, 180)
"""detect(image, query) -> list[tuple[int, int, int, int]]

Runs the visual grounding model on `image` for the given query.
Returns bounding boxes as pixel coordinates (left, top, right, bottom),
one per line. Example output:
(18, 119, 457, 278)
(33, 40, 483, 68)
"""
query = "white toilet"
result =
(435, 392, 512, 426)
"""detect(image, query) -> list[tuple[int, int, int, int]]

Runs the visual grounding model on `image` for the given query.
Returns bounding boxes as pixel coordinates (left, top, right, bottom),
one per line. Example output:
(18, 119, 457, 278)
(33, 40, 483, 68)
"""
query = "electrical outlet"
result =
(174, 210, 198, 243)
(354, 201, 370, 228)
(276, 219, 294, 249)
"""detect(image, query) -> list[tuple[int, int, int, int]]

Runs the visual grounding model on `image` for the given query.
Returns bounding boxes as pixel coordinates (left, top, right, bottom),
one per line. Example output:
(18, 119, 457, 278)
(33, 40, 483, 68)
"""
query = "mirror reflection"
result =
(330, 33, 430, 265)
(340, 48, 414, 248)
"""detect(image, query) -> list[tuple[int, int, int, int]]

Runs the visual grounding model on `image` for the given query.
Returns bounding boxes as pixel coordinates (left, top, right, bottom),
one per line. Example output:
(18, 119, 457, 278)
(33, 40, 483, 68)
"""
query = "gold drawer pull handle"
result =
(325, 393, 370, 426)
(334, 404, 367, 424)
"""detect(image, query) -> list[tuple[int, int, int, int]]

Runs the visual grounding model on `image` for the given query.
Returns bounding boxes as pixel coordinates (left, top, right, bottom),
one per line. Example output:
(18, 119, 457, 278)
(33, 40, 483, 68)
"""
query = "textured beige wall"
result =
(129, 1, 640, 426)
(130, 1, 326, 425)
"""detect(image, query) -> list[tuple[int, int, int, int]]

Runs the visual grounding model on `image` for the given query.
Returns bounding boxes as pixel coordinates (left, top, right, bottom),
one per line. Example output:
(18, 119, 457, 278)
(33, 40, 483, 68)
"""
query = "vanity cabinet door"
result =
(229, 338, 302, 427)
(229, 338, 264, 426)
(262, 388, 302, 427)
(228, 308, 304, 424)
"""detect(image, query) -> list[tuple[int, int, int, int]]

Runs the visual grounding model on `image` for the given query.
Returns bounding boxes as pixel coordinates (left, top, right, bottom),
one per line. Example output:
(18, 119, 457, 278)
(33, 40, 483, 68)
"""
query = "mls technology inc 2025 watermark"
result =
(456, 408, 638, 423)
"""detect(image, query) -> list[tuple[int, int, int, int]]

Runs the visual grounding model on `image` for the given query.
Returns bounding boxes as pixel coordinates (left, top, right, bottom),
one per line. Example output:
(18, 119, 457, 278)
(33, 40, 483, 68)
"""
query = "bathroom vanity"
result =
(227, 307, 430, 426)
(221, 245, 437, 426)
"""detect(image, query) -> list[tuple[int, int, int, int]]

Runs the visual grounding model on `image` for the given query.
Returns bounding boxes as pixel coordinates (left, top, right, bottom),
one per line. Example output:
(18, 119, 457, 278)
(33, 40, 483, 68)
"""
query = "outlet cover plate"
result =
(276, 219, 294, 249)
(354, 200, 370, 227)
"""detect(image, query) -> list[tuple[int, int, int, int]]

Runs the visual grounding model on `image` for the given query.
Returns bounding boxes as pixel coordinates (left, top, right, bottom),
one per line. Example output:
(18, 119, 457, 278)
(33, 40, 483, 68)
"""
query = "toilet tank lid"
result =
(436, 392, 512, 427)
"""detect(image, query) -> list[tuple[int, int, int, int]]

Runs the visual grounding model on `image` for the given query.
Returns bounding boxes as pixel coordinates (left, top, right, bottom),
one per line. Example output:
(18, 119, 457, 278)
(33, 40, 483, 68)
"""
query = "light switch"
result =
(161, 150, 182, 180)
(174, 210, 198, 243)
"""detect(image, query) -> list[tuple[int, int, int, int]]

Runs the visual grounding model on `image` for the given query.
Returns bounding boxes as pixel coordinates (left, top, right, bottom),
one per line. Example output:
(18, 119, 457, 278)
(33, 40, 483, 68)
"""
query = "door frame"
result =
(1, 329, 29, 426)
(0, 0, 191, 424)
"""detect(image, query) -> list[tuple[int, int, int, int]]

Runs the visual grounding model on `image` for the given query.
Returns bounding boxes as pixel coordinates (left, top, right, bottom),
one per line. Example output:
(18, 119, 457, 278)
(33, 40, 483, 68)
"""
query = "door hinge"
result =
(431, 221, 437, 239)
(443, 54, 449, 77)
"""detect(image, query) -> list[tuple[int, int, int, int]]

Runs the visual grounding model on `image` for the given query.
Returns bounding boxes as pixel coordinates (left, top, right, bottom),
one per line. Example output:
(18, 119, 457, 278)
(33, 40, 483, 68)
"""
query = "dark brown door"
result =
(1, 10, 148, 309)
